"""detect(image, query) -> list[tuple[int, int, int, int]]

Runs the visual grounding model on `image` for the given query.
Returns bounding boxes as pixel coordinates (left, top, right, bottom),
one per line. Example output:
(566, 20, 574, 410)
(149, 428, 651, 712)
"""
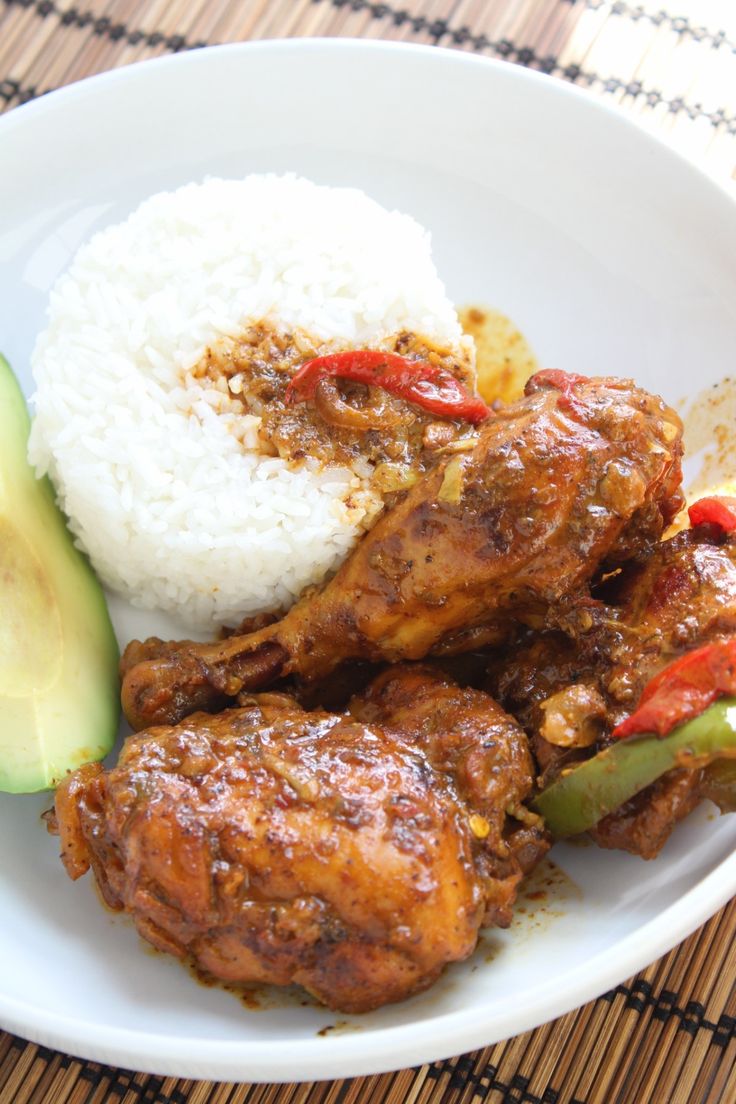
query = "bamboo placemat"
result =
(1, 1, 735, 1102)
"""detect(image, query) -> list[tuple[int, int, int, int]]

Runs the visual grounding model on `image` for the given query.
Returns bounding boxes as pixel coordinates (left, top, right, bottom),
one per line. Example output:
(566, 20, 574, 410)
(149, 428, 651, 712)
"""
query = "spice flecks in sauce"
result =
(187, 323, 478, 500)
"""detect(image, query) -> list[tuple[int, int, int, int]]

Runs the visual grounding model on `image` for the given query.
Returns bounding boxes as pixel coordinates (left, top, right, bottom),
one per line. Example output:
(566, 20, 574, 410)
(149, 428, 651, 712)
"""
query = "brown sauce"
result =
(189, 323, 478, 496)
(663, 377, 736, 535)
(510, 858, 582, 932)
(458, 305, 538, 406)
(680, 376, 736, 501)
(187, 309, 538, 501)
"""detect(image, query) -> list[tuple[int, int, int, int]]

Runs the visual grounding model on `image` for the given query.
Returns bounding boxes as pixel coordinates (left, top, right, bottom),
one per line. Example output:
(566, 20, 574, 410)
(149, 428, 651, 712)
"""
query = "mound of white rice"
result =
(29, 174, 468, 630)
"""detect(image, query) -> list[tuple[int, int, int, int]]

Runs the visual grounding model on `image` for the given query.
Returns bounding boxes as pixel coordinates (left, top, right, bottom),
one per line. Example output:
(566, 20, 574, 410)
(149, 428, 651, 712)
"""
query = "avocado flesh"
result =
(0, 354, 119, 792)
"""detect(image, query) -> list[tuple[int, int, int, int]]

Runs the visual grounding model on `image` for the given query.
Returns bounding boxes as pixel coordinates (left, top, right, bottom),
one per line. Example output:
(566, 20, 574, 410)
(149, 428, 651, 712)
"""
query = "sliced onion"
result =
(539, 683, 607, 748)
(313, 377, 401, 431)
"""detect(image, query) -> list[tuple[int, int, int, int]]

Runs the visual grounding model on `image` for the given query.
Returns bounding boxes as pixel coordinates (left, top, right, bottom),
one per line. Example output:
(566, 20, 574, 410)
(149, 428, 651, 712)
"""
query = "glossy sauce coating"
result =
(121, 372, 683, 731)
(492, 528, 736, 857)
(52, 667, 541, 1012)
(192, 324, 477, 494)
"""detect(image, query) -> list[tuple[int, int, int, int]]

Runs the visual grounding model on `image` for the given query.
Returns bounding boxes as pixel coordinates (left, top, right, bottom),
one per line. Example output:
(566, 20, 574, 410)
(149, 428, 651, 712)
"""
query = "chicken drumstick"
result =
(122, 371, 683, 730)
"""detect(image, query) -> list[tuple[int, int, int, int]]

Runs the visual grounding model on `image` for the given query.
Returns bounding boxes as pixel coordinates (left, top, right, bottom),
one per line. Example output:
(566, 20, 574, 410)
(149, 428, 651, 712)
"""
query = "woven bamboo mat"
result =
(1, 1, 735, 1102)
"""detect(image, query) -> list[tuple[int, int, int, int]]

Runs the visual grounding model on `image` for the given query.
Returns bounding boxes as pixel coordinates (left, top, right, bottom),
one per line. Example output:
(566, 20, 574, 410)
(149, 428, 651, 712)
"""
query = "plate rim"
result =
(2, 36, 735, 214)
(1, 850, 734, 1080)
(1, 35, 735, 1082)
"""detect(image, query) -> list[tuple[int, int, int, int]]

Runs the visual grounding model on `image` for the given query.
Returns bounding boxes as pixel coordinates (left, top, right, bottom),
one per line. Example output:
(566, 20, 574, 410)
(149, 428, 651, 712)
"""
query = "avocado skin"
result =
(0, 354, 120, 792)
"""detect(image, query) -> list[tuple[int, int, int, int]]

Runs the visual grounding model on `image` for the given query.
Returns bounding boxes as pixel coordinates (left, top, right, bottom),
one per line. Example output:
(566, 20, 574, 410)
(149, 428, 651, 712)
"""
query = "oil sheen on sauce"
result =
(458, 305, 538, 406)
(680, 376, 736, 501)
(664, 377, 736, 535)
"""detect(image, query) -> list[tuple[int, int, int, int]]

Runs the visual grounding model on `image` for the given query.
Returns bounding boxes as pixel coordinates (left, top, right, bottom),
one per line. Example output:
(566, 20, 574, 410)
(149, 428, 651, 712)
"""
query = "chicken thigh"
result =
(121, 371, 683, 730)
(51, 668, 543, 1012)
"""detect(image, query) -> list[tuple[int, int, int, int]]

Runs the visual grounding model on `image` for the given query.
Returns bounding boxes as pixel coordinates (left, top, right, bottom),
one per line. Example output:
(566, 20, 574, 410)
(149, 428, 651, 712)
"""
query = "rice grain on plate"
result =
(29, 175, 471, 629)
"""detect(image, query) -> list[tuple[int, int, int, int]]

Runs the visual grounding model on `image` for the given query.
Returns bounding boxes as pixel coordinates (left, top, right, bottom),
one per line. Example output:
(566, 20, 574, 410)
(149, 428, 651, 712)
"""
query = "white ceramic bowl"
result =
(1, 38, 735, 1083)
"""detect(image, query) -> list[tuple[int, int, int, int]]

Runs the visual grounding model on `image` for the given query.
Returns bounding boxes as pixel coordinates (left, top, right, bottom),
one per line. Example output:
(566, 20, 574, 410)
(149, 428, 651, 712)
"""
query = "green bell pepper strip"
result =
(531, 698, 736, 838)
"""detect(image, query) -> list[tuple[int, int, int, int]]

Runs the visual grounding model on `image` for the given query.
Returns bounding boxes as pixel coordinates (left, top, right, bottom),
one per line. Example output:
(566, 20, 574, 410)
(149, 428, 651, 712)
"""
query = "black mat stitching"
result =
(1, 0, 735, 132)
(425, 1057, 560, 1103)
(321, 0, 735, 130)
(1, 0, 207, 51)
(3, 0, 734, 55)
(563, 0, 735, 54)
(602, 983, 735, 1045)
(327, 0, 735, 55)
(2, 970, 734, 1099)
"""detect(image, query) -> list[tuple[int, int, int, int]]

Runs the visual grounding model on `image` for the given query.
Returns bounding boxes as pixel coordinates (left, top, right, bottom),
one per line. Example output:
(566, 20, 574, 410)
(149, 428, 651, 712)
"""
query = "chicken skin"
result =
(491, 525, 736, 857)
(51, 668, 543, 1013)
(349, 665, 549, 926)
(121, 371, 683, 730)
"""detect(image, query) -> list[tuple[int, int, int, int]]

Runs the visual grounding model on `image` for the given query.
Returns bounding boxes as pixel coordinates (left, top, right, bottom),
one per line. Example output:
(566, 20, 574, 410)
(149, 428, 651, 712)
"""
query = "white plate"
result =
(1, 38, 736, 1083)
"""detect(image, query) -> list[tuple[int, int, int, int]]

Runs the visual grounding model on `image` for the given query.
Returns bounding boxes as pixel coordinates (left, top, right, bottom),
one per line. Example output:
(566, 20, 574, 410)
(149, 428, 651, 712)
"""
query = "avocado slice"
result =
(0, 354, 119, 792)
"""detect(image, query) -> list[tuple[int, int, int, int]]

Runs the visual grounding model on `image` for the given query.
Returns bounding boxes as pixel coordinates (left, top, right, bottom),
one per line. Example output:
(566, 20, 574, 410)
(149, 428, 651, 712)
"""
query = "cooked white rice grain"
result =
(29, 174, 467, 630)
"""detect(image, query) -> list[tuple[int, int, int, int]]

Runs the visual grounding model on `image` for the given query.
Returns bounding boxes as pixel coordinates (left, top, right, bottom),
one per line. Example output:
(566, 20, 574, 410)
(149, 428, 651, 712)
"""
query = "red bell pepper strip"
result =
(526, 369, 588, 395)
(688, 496, 736, 535)
(284, 350, 491, 425)
(612, 640, 736, 740)
(525, 369, 589, 414)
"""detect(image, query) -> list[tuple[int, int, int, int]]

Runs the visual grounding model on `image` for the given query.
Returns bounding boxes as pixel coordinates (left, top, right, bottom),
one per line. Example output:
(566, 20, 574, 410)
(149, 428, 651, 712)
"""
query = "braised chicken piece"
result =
(121, 371, 683, 730)
(491, 525, 736, 857)
(349, 665, 549, 925)
(51, 667, 543, 1013)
